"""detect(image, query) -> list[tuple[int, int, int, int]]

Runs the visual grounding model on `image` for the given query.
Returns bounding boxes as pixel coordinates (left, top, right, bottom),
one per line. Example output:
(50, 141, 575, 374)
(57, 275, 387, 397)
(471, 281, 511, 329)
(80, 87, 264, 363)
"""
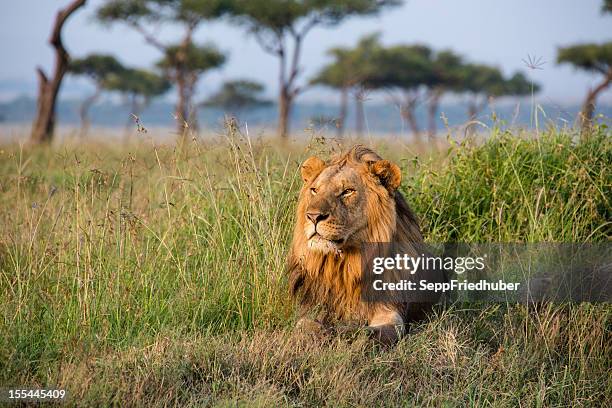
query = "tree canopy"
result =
(428, 50, 464, 91)
(69, 53, 170, 98)
(557, 42, 612, 74)
(69, 54, 125, 83)
(68, 53, 170, 134)
(231, 0, 401, 35)
(459, 64, 505, 96)
(503, 72, 536, 96)
(557, 41, 612, 132)
(310, 33, 382, 90)
(104, 68, 171, 98)
(229, 0, 402, 137)
(366, 44, 433, 91)
(157, 42, 226, 75)
(310, 35, 539, 138)
(202, 80, 271, 111)
(97, 0, 233, 134)
(97, 0, 236, 27)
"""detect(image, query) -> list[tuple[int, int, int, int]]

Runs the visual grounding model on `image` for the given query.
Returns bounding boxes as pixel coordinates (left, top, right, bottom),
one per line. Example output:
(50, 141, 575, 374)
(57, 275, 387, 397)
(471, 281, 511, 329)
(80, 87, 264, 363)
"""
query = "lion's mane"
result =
(287, 145, 432, 324)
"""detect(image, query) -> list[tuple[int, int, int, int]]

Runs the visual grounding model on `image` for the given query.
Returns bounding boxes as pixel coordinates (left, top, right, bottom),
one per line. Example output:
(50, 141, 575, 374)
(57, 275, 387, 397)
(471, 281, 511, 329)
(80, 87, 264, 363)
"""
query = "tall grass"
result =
(405, 126, 611, 241)
(0, 125, 610, 406)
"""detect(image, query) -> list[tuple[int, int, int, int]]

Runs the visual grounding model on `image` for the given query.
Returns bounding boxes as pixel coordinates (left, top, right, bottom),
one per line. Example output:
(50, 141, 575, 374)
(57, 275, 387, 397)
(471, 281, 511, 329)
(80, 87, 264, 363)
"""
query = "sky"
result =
(0, 0, 611, 104)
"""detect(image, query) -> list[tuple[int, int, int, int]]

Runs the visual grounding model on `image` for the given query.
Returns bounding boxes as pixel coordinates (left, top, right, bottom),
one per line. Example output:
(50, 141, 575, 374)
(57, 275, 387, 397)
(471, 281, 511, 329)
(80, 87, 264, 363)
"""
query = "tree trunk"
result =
(337, 86, 348, 138)
(275, 29, 306, 139)
(427, 88, 443, 140)
(31, 0, 87, 144)
(176, 73, 188, 134)
(175, 73, 199, 138)
(186, 73, 198, 132)
(580, 70, 612, 136)
(465, 102, 478, 135)
(400, 105, 421, 142)
(355, 93, 365, 138)
(465, 96, 489, 135)
(393, 92, 422, 142)
(467, 95, 488, 121)
(174, 25, 196, 138)
(278, 87, 292, 139)
(79, 86, 101, 138)
(467, 102, 478, 121)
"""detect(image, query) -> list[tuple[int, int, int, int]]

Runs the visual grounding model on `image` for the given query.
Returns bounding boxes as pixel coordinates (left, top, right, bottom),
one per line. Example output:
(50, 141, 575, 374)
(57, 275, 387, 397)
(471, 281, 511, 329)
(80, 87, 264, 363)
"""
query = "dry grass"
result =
(0, 125, 610, 406)
(32, 306, 612, 406)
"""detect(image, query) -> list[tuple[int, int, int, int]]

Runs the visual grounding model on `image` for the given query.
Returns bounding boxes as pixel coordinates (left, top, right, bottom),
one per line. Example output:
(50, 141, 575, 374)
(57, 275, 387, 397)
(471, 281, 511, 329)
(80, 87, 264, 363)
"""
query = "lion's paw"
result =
(366, 324, 403, 346)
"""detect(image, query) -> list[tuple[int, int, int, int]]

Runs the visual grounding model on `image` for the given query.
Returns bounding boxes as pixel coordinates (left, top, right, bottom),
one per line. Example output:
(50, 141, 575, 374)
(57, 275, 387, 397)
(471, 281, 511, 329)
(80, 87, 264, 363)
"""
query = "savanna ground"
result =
(0, 123, 611, 406)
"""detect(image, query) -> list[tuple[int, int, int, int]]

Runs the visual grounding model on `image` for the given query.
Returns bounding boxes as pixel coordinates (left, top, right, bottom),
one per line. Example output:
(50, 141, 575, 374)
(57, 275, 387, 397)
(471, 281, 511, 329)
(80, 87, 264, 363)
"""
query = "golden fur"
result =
(287, 145, 443, 342)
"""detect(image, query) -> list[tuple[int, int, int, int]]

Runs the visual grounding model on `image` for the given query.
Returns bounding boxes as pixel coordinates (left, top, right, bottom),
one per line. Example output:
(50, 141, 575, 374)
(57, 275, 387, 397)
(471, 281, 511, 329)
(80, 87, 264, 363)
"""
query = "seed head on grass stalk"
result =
(522, 54, 546, 133)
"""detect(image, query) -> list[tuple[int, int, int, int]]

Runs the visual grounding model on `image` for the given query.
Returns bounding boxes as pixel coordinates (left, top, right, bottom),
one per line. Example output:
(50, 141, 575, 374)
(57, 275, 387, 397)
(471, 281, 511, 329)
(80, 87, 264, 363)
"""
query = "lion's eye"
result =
(310, 187, 318, 195)
(341, 188, 355, 197)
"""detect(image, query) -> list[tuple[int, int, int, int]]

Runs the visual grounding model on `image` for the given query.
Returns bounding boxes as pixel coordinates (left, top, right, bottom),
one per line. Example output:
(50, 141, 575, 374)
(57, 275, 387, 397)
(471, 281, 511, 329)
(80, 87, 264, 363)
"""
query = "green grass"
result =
(0, 125, 610, 406)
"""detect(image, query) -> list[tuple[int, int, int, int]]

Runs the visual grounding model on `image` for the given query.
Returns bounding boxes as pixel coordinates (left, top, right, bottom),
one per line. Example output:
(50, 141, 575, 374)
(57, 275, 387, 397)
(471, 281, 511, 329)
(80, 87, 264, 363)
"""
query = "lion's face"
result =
(298, 149, 402, 254)
(303, 164, 369, 252)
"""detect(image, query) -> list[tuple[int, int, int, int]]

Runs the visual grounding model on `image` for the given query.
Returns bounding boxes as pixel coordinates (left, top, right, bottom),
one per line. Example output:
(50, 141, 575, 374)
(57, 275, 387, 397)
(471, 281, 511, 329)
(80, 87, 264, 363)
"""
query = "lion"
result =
(286, 144, 445, 344)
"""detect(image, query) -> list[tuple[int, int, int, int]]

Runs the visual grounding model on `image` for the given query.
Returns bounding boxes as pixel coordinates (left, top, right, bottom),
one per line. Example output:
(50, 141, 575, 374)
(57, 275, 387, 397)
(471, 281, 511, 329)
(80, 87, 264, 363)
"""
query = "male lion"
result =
(287, 145, 445, 344)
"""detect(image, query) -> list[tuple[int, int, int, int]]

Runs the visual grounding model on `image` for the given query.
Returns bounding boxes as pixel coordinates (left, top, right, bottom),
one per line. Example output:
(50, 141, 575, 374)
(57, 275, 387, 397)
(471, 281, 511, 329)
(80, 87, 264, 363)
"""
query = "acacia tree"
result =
(31, 0, 87, 144)
(425, 50, 464, 138)
(310, 34, 381, 137)
(68, 54, 125, 135)
(460, 64, 535, 124)
(156, 42, 225, 131)
(310, 49, 352, 136)
(366, 44, 432, 140)
(231, 0, 401, 139)
(503, 72, 535, 100)
(104, 68, 171, 133)
(459, 64, 505, 121)
(557, 42, 612, 132)
(202, 79, 271, 117)
(97, 0, 231, 134)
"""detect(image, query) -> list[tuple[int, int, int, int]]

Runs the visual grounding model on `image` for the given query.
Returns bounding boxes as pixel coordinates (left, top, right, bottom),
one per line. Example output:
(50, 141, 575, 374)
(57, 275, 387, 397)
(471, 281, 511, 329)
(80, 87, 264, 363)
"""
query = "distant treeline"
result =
(2, 95, 610, 135)
(24, 0, 611, 142)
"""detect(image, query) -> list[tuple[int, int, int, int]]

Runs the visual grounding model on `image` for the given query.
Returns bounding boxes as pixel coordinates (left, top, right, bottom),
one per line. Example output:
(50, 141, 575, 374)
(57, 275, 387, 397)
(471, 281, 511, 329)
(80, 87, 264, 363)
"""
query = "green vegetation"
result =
(310, 33, 383, 137)
(202, 80, 272, 114)
(68, 54, 127, 134)
(69, 53, 171, 135)
(557, 42, 612, 132)
(311, 34, 537, 140)
(0, 126, 610, 406)
(97, 0, 233, 133)
(230, 0, 402, 138)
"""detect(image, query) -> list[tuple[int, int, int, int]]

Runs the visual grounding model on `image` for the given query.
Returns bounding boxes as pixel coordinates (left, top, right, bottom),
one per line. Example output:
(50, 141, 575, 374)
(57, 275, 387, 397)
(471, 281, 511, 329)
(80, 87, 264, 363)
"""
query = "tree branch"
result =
(252, 28, 284, 56)
(287, 34, 301, 93)
(589, 68, 612, 97)
(50, 0, 87, 52)
(298, 15, 320, 38)
(36, 67, 49, 87)
(287, 26, 311, 98)
(129, 21, 167, 52)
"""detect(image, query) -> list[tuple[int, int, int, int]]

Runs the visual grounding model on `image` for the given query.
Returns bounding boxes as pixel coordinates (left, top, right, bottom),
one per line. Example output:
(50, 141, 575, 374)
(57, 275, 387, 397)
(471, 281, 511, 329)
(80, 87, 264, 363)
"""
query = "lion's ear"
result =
(370, 160, 401, 192)
(300, 156, 326, 183)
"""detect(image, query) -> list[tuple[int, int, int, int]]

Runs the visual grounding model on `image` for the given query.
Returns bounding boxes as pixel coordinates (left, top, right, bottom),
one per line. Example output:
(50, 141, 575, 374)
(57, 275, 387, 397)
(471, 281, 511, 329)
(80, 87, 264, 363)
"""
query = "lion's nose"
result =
(306, 211, 329, 224)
